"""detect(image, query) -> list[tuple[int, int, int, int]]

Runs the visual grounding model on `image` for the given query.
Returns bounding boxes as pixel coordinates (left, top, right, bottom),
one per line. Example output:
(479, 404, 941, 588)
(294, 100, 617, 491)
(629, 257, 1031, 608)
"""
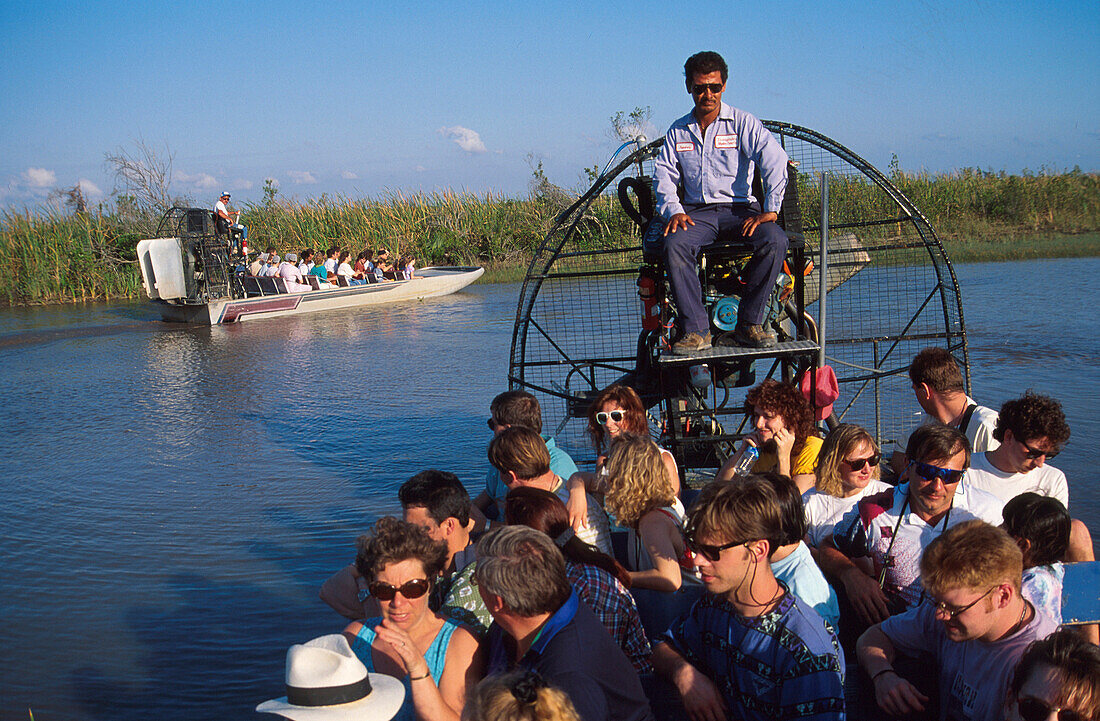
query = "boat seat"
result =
(240, 276, 263, 297)
(257, 276, 279, 295)
(306, 276, 321, 291)
(272, 277, 289, 294)
(336, 275, 350, 287)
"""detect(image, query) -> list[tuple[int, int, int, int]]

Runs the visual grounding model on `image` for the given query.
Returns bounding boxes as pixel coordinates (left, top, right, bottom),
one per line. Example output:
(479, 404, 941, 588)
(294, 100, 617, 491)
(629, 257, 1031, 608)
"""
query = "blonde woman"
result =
(803, 423, 891, 548)
(462, 670, 581, 721)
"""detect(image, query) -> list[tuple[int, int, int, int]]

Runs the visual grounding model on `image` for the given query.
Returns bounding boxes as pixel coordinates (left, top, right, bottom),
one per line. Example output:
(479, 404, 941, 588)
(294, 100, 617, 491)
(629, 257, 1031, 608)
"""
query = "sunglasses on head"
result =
(910, 461, 965, 485)
(842, 454, 881, 471)
(595, 410, 626, 425)
(1017, 697, 1084, 721)
(1020, 438, 1060, 461)
(686, 537, 747, 563)
(691, 83, 723, 95)
(367, 578, 430, 601)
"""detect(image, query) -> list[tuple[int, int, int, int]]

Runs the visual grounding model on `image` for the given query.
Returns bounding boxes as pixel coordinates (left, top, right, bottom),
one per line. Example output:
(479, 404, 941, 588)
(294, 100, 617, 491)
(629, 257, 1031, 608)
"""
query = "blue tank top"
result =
(349, 617, 460, 721)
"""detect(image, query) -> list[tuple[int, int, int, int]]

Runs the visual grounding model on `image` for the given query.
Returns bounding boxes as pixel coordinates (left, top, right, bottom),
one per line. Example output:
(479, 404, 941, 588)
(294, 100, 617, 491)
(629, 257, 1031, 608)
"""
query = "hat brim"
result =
(257, 673, 405, 721)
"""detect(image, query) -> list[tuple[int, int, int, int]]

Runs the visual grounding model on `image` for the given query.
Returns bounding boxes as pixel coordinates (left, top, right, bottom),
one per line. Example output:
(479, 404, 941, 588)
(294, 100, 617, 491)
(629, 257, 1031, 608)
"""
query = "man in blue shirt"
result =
(652, 476, 845, 721)
(654, 51, 790, 353)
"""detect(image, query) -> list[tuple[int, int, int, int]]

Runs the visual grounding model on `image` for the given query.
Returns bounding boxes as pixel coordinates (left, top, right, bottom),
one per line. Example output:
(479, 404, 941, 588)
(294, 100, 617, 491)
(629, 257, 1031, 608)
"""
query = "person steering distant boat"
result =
(654, 51, 789, 353)
(213, 191, 248, 252)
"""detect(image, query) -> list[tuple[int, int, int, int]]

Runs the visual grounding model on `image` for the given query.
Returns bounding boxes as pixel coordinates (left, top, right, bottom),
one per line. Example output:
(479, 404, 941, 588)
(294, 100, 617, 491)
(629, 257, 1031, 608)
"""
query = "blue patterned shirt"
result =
(662, 583, 845, 721)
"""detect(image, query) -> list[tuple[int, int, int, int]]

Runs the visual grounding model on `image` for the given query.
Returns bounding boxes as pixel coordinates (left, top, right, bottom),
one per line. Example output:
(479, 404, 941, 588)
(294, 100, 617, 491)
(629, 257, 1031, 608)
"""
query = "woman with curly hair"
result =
(343, 517, 484, 721)
(584, 384, 679, 495)
(717, 378, 823, 493)
(803, 423, 892, 548)
(462, 670, 581, 721)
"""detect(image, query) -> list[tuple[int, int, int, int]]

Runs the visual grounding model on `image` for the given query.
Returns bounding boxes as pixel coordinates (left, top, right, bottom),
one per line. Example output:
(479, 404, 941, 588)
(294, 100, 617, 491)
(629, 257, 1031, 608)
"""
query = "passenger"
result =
(964, 392, 1094, 565)
(249, 247, 273, 276)
(470, 391, 578, 531)
(262, 254, 281, 277)
(475, 525, 655, 721)
(583, 384, 680, 495)
(462, 669, 582, 721)
(323, 246, 339, 281)
(375, 249, 396, 280)
(487, 426, 611, 554)
(890, 346, 1001, 475)
(278, 252, 312, 292)
(298, 248, 315, 274)
(818, 424, 1003, 626)
(857, 520, 1057, 721)
(504, 486, 652, 675)
(1006, 630, 1100, 721)
(321, 471, 492, 638)
(652, 477, 845, 721)
(308, 260, 333, 289)
(1002, 493, 1071, 625)
(354, 251, 372, 281)
(716, 378, 823, 493)
(337, 250, 366, 285)
(760, 471, 840, 631)
(342, 517, 484, 721)
(654, 51, 790, 353)
(803, 423, 892, 550)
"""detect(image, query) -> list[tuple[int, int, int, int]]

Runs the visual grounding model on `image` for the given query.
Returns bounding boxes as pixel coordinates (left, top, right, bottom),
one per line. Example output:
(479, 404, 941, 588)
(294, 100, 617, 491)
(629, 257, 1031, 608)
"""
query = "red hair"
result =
(586, 385, 648, 453)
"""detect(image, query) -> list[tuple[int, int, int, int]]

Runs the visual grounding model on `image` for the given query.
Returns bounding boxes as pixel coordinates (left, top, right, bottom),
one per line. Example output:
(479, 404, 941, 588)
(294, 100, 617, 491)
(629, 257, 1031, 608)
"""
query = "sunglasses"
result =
(911, 461, 965, 486)
(1020, 438, 1060, 461)
(367, 578, 430, 601)
(842, 454, 881, 471)
(691, 83, 723, 95)
(1018, 697, 1084, 721)
(686, 537, 747, 563)
(930, 585, 996, 620)
(595, 410, 627, 425)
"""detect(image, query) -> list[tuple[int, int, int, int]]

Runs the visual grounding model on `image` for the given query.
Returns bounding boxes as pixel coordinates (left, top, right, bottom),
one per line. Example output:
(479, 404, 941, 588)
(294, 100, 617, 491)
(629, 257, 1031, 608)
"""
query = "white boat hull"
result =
(152, 266, 485, 324)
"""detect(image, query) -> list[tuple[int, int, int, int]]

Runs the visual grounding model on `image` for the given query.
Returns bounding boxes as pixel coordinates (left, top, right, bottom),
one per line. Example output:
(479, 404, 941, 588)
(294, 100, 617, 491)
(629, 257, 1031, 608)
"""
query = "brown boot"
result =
(671, 331, 712, 355)
(732, 323, 776, 349)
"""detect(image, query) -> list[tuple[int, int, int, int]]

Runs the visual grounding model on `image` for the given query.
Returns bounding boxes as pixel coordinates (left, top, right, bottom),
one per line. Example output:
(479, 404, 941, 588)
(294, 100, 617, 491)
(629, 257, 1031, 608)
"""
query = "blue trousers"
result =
(663, 203, 788, 334)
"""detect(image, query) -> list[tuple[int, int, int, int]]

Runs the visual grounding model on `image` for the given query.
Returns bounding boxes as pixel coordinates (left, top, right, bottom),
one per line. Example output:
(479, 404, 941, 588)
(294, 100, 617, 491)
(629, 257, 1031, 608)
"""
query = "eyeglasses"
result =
(595, 410, 626, 425)
(686, 537, 747, 563)
(910, 461, 965, 486)
(691, 83, 723, 95)
(930, 585, 997, 619)
(1019, 438, 1060, 461)
(1018, 697, 1084, 721)
(842, 454, 881, 471)
(367, 578, 431, 601)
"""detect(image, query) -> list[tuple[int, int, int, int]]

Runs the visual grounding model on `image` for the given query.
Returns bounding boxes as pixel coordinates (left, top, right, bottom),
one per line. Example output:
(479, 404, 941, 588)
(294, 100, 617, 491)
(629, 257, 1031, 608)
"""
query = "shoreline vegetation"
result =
(1, 168, 1097, 306)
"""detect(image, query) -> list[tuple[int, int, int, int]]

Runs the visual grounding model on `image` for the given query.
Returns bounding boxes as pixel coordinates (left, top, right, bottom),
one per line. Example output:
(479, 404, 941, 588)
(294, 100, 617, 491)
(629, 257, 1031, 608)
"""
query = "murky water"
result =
(1, 258, 1097, 719)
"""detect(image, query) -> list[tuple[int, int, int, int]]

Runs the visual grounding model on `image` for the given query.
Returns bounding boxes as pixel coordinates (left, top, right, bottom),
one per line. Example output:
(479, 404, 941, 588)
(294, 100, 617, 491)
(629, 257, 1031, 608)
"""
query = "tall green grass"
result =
(1, 169, 1097, 305)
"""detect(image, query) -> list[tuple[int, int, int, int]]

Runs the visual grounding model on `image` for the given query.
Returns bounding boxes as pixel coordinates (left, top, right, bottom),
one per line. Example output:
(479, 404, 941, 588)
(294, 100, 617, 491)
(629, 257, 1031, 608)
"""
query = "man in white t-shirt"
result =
(213, 191, 247, 248)
(488, 425, 611, 554)
(858, 520, 1057, 721)
(891, 347, 999, 475)
(819, 424, 1003, 625)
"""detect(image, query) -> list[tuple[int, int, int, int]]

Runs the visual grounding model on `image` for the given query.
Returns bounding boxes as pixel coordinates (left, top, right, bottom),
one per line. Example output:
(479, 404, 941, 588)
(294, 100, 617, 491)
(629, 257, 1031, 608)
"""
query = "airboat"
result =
(136, 207, 483, 325)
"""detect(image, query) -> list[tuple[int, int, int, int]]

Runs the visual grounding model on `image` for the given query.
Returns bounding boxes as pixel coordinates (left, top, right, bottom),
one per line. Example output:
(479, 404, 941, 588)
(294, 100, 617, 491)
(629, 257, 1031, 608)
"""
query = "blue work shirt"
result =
(654, 102, 788, 220)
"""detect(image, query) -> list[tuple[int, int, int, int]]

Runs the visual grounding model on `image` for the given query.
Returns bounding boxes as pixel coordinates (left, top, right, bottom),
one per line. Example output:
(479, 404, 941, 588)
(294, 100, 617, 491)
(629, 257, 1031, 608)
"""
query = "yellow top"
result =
(754, 434, 823, 476)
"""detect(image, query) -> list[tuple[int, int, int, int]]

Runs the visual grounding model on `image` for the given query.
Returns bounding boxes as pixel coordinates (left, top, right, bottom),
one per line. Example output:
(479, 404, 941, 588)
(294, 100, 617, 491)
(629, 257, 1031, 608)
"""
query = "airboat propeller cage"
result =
(507, 122, 969, 469)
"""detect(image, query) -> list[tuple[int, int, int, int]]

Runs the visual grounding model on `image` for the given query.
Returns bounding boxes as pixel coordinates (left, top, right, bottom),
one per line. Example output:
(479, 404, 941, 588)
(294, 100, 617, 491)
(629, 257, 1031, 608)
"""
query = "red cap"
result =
(800, 365, 839, 421)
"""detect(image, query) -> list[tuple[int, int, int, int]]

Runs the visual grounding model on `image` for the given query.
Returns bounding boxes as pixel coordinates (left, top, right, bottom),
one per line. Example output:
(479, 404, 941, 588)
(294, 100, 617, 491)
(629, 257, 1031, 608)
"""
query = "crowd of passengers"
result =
(258, 347, 1100, 721)
(245, 245, 419, 290)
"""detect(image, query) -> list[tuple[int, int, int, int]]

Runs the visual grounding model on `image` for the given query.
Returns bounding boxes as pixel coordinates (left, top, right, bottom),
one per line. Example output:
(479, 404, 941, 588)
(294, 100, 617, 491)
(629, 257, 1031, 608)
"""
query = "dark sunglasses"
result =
(595, 410, 626, 425)
(691, 83, 723, 95)
(842, 454, 881, 471)
(1020, 438, 1060, 461)
(1018, 697, 1083, 721)
(686, 537, 746, 563)
(367, 578, 430, 601)
(911, 461, 964, 486)
(930, 585, 996, 620)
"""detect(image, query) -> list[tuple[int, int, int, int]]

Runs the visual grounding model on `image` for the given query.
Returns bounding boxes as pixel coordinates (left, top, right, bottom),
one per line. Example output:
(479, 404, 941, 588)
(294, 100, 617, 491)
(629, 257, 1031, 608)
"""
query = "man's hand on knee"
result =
(741, 211, 777, 237)
(663, 213, 695, 236)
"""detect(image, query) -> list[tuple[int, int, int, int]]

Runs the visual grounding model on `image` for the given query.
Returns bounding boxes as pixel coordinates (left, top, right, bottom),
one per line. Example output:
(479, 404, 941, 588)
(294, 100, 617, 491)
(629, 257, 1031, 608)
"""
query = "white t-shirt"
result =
(802, 480, 893, 548)
(337, 262, 354, 278)
(894, 395, 1000, 455)
(214, 199, 229, 216)
(550, 476, 612, 555)
(324, 258, 337, 274)
(964, 452, 1069, 508)
(880, 600, 1058, 721)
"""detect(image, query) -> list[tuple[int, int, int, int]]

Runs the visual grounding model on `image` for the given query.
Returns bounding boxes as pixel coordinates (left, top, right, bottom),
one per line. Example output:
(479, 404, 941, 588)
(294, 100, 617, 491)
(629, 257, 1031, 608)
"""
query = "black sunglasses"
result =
(595, 410, 626, 425)
(691, 83, 723, 95)
(842, 454, 881, 471)
(911, 461, 965, 486)
(367, 578, 431, 601)
(686, 537, 746, 563)
(1018, 697, 1083, 721)
(1020, 438, 1060, 461)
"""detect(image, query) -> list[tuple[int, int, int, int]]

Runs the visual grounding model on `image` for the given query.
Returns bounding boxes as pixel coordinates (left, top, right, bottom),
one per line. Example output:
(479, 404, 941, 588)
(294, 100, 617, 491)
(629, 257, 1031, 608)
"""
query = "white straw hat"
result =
(257, 634, 405, 721)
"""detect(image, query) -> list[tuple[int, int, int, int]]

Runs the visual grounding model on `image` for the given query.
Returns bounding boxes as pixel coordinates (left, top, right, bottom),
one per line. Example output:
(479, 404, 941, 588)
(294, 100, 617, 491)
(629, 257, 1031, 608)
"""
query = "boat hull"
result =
(152, 266, 485, 324)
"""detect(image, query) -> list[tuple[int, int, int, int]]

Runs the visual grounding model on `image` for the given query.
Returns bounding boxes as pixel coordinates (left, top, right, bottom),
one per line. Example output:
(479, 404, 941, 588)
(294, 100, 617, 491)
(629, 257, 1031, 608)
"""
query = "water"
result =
(1, 258, 1097, 719)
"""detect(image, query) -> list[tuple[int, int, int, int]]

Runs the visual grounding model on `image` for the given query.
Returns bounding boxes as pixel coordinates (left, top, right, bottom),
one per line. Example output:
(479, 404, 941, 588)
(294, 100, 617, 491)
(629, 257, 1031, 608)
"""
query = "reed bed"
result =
(1, 170, 1097, 305)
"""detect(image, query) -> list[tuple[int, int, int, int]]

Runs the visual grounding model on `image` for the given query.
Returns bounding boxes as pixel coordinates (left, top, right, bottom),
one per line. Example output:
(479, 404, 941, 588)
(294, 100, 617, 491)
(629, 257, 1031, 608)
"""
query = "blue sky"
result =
(1, 0, 1097, 210)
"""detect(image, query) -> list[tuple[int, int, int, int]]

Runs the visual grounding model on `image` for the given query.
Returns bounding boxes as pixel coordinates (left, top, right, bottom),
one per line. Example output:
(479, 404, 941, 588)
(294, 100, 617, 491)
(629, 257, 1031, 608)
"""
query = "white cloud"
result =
(288, 171, 318, 184)
(77, 179, 103, 200)
(24, 167, 56, 188)
(176, 171, 220, 190)
(340, 170, 358, 180)
(414, 165, 426, 172)
(234, 179, 253, 190)
(438, 126, 487, 153)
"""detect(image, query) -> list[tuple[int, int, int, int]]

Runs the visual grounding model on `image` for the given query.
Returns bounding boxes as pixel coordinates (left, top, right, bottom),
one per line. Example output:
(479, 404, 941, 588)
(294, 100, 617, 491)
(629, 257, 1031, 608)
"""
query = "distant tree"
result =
(610, 106, 654, 144)
(104, 140, 190, 233)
